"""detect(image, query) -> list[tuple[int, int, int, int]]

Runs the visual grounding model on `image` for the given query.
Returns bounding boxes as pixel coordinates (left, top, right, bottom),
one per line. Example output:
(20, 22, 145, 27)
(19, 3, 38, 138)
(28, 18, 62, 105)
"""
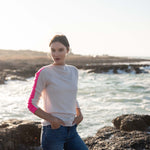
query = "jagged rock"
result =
(112, 114, 150, 131)
(84, 126, 150, 150)
(0, 63, 150, 85)
(84, 114, 150, 149)
(0, 119, 42, 150)
(6, 75, 26, 81)
(84, 64, 150, 74)
(0, 72, 6, 84)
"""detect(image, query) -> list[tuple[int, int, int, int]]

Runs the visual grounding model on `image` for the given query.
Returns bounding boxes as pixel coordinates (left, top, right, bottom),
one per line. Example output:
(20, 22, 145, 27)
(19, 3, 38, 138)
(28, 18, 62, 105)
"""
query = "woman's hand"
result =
(49, 116, 65, 129)
(72, 114, 83, 125)
(72, 108, 83, 125)
(34, 108, 65, 129)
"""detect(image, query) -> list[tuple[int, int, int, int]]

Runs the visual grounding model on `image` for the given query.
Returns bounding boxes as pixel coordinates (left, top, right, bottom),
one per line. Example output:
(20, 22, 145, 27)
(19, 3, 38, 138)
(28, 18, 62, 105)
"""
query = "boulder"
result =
(0, 72, 6, 84)
(112, 114, 150, 131)
(6, 75, 26, 81)
(85, 114, 150, 149)
(85, 64, 149, 74)
(84, 126, 150, 150)
(0, 119, 42, 150)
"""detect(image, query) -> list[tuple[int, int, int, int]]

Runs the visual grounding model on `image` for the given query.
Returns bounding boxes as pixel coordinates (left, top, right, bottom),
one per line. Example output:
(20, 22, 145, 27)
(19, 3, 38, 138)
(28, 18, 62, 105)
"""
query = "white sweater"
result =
(28, 64, 80, 126)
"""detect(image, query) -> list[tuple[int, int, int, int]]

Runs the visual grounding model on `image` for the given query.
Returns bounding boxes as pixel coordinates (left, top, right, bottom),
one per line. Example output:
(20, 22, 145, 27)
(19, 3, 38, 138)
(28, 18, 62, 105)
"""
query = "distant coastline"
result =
(1, 49, 150, 59)
(0, 49, 150, 84)
(1, 49, 150, 63)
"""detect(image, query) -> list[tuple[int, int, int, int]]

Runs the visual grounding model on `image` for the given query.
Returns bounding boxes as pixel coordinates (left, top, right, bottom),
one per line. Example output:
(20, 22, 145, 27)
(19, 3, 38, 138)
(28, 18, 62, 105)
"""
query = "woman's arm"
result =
(34, 108, 65, 129)
(28, 68, 64, 129)
(72, 108, 83, 125)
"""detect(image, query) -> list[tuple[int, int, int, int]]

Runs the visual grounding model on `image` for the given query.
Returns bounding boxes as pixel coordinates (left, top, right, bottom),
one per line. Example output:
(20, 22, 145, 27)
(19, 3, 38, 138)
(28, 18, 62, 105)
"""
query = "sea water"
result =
(0, 68, 150, 138)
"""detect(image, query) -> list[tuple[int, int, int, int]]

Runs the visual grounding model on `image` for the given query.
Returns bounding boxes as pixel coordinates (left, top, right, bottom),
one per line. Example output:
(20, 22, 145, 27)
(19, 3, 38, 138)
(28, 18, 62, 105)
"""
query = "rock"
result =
(4, 68, 37, 78)
(112, 114, 150, 131)
(1, 114, 150, 150)
(14, 64, 148, 75)
(1, 63, 150, 85)
(0, 119, 42, 150)
(6, 75, 26, 81)
(84, 126, 150, 150)
(0, 64, 44, 84)
(0, 72, 6, 84)
(78, 64, 150, 74)
(84, 114, 150, 149)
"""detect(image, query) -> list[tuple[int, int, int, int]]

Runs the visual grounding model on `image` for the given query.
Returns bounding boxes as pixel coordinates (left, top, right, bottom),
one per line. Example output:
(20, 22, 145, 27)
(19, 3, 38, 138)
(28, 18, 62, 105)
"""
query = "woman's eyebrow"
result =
(59, 48, 64, 50)
(51, 48, 55, 50)
(51, 48, 64, 50)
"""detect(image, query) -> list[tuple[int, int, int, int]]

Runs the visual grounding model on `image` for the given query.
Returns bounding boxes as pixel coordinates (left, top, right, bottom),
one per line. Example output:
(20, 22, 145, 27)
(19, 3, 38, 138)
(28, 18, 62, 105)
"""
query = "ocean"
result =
(0, 67, 150, 138)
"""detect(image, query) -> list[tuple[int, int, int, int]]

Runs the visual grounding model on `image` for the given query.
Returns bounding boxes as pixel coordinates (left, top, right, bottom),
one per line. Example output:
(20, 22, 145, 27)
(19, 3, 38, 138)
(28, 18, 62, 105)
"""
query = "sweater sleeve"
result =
(27, 67, 46, 113)
(76, 100, 80, 108)
(75, 66, 80, 108)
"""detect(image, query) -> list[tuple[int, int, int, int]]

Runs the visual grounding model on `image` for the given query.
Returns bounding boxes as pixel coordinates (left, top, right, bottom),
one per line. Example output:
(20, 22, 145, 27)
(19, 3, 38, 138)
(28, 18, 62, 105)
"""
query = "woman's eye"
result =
(51, 49, 55, 52)
(59, 49, 64, 52)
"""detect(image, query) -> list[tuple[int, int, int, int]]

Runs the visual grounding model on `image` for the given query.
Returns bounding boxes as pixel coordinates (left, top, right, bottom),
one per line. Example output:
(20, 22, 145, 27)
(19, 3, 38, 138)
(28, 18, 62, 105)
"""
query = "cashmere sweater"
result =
(28, 64, 80, 126)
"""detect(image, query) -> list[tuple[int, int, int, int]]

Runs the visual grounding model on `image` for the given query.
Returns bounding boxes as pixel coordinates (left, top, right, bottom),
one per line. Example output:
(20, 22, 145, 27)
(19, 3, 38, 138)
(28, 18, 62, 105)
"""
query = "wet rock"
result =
(0, 72, 6, 84)
(112, 114, 150, 131)
(0, 66, 39, 84)
(1, 63, 150, 85)
(6, 75, 26, 81)
(83, 64, 150, 74)
(3, 67, 37, 78)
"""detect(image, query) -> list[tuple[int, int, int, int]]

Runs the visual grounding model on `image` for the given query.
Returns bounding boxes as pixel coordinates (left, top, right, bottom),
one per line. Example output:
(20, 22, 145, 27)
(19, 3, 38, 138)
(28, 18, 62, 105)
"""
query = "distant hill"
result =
(0, 49, 150, 66)
(0, 49, 48, 60)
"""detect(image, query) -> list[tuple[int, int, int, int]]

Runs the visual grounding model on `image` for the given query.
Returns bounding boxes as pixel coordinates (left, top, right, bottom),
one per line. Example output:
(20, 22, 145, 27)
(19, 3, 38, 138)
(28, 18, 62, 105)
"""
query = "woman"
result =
(27, 35, 88, 150)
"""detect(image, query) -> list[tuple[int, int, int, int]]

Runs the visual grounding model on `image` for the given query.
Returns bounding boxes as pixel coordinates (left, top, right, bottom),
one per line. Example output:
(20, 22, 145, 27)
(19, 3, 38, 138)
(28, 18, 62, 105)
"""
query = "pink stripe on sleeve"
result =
(27, 67, 45, 113)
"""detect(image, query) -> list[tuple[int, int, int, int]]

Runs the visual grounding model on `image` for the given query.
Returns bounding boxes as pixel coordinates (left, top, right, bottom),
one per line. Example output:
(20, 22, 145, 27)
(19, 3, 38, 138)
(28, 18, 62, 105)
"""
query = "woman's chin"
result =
(53, 61, 65, 65)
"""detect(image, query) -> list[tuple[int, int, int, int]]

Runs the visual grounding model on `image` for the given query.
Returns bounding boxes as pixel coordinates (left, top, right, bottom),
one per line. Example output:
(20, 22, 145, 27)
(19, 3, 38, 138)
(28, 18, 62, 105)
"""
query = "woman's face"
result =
(50, 42, 69, 65)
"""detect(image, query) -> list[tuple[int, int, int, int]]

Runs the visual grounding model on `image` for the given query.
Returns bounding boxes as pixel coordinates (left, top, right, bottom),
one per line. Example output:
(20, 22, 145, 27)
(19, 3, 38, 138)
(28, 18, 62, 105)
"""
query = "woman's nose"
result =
(54, 51, 59, 56)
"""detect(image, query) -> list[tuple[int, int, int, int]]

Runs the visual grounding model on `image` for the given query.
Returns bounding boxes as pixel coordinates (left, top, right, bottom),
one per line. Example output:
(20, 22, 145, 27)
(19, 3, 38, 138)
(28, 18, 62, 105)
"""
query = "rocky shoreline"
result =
(85, 114, 150, 150)
(0, 114, 150, 150)
(0, 50, 150, 84)
(77, 63, 150, 74)
(0, 60, 150, 85)
(1, 63, 150, 85)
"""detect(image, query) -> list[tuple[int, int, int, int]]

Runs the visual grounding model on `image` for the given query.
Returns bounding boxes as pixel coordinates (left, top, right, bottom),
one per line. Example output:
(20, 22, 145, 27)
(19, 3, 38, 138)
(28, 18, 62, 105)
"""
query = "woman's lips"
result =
(54, 58, 60, 61)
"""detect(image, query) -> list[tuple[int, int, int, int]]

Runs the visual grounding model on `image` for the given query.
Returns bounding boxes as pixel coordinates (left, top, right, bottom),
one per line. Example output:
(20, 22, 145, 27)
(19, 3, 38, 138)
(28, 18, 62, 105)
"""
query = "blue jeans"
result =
(41, 124, 88, 150)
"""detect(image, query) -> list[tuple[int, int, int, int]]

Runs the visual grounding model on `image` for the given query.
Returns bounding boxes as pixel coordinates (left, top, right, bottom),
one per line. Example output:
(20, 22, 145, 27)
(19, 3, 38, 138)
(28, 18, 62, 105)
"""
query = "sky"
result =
(0, 0, 150, 57)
